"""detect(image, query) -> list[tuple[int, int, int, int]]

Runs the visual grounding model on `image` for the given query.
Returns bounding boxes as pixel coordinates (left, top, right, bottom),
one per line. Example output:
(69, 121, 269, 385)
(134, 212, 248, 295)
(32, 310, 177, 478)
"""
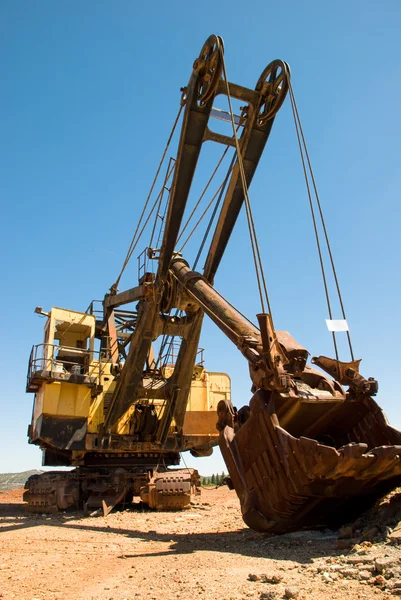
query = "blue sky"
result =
(1, 1, 400, 475)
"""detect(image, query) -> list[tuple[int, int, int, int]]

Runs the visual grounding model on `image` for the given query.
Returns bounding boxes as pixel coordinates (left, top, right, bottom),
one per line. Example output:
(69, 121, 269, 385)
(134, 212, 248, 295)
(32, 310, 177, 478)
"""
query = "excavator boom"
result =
(104, 37, 289, 438)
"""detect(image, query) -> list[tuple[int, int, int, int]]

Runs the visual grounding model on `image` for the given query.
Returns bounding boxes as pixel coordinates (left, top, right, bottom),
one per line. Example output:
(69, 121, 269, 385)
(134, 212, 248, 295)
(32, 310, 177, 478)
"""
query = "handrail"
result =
(27, 343, 103, 387)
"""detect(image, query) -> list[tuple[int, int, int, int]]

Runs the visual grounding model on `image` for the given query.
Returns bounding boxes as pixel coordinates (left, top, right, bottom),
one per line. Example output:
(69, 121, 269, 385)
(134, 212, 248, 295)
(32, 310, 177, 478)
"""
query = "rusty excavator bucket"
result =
(170, 258, 401, 533)
(219, 388, 401, 533)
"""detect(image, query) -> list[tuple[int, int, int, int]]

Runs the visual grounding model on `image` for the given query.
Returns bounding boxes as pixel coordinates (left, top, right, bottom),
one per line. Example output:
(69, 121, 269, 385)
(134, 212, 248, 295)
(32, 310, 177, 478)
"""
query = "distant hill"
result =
(0, 470, 43, 491)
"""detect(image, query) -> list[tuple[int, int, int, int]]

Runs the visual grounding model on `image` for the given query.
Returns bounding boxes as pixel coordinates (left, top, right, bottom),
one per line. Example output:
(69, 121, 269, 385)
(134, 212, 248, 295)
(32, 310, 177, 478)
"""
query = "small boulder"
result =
(261, 574, 283, 584)
(373, 575, 386, 586)
(346, 556, 376, 565)
(338, 567, 359, 579)
(375, 557, 398, 573)
(328, 565, 345, 572)
(284, 587, 299, 599)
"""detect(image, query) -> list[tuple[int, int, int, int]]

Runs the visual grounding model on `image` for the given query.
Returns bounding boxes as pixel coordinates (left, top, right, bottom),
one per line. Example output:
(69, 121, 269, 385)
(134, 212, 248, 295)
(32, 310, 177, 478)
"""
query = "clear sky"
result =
(1, 1, 400, 476)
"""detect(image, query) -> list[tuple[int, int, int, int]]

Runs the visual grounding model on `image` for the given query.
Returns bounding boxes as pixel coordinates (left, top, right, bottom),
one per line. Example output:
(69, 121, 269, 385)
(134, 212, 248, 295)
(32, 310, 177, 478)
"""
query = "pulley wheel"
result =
(193, 34, 224, 106)
(256, 59, 290, 125)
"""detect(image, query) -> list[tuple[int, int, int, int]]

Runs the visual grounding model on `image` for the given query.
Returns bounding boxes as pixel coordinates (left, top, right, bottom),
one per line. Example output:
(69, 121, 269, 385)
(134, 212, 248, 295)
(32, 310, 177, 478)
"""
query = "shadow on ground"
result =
(0, 502, 336, 563)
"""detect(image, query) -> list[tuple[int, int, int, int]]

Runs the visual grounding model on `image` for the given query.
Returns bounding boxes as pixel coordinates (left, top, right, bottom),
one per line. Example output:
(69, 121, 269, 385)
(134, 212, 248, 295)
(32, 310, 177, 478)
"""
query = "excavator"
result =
(25, 35, 401, 531)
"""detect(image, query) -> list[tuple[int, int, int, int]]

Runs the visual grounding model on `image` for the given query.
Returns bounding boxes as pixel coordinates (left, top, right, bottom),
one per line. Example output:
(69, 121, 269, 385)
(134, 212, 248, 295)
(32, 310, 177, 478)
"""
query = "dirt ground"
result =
(1, 487, 400, 600)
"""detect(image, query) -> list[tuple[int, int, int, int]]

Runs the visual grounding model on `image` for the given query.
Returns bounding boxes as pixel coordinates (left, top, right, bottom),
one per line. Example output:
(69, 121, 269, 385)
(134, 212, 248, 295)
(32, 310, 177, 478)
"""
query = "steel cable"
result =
(179, 178, 229, 253)
(288, 82, 354, 360)
(177, 144, 231, 246)
(193, 152, 237, 271)
(111, 105, 183, 292)
(288, 82, 354, 361)
(149, 158, 176, 250)
(221, 56, 273, 317)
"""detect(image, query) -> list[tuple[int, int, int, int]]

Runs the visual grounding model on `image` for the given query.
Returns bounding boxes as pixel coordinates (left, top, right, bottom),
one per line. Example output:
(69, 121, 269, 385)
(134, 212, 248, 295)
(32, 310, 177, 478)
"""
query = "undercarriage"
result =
(23, 467, 200, 515)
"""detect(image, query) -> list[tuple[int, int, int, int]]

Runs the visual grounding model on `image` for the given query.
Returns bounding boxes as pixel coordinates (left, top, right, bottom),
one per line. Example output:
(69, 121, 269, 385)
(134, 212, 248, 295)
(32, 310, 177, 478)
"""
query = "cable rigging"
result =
(111, 105, 183, 292)
(111, 42, 353, 369)
(288, 80, 354, 362)
(220, 53, 275, 318)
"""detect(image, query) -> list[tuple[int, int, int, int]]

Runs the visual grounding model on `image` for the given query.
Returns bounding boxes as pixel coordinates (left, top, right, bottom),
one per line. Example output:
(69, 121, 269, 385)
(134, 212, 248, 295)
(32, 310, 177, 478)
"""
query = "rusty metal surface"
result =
(24, 469, 136, 515)
(219, 390, 401, 532)
(312, 355, 379, 396)
(140, 469, 200, 510)
(23, 467, 201, 515)
(23, 472, 79, 513)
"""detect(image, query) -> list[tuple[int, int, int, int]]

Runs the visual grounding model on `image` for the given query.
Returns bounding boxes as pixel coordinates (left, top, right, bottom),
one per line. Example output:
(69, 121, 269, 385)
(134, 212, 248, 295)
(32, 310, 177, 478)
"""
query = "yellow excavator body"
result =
(25, 306, 230, 513)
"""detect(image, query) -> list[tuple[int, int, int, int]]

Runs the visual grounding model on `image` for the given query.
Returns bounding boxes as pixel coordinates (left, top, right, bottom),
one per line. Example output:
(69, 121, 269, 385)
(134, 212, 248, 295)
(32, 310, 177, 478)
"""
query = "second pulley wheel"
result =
(256, 60, 290, 125)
